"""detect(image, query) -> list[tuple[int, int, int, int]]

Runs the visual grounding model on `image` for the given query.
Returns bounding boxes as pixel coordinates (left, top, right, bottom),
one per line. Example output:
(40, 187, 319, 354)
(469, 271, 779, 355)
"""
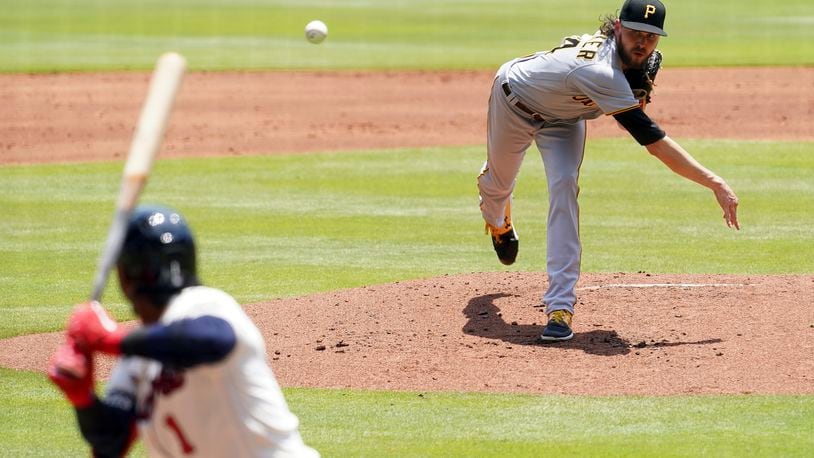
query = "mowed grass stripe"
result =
(1, 0, 812, 71)
(1, 368, 812, 457)
(1, 140, 812, 338)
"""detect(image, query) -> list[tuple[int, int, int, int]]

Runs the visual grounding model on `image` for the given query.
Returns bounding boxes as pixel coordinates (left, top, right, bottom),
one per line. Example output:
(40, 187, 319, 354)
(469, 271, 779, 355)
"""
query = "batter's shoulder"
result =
(161, 285, 242, 321)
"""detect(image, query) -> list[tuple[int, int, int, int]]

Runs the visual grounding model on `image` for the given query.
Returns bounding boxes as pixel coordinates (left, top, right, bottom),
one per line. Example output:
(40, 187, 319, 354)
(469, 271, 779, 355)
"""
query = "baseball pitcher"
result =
(477, 0, 740, 341)
(48, 205, 319, 457)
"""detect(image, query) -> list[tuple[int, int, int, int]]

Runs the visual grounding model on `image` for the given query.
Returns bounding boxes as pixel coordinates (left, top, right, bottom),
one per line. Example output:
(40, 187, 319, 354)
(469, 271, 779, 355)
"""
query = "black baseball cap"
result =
(620, 0, 668, 36)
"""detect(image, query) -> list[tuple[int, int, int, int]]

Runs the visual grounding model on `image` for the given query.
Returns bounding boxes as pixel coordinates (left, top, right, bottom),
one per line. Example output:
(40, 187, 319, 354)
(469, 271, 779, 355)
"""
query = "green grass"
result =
(1, 139, 812, 338)
(0, 369, 81, 456)
(2, 368, 812, 457)
(291, 389, 814, 457)
(1, 0, 812, 72)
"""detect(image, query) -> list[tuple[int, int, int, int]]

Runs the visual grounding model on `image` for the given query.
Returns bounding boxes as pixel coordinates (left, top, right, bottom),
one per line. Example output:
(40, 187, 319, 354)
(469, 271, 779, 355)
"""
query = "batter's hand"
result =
(713, 182, 740, 230)
(68, 301, 127, 355)
(47, 339, 95, 408)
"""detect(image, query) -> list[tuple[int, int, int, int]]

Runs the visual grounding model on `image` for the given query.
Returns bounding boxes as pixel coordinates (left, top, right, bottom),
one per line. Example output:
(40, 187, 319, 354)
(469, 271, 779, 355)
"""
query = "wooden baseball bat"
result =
(89, 52, 187, 302)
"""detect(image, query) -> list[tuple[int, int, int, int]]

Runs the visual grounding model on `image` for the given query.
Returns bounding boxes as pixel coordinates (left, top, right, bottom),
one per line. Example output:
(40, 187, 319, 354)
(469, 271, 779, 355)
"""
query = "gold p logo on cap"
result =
(644, 5, 657, 18)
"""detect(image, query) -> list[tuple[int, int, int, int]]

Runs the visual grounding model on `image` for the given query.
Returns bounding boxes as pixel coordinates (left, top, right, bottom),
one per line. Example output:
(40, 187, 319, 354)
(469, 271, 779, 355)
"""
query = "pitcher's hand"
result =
(713, 181, 740, 230)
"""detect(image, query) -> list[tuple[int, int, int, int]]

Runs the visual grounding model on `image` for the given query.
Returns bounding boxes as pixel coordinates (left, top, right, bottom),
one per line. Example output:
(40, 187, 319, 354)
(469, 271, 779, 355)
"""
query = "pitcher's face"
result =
(615, 21, 660, 69)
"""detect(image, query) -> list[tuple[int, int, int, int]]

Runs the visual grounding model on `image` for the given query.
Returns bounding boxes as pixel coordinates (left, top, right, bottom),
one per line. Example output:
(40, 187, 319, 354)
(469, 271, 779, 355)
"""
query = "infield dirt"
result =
(2, 68, 812, 165)
(1, 68, 813, 395)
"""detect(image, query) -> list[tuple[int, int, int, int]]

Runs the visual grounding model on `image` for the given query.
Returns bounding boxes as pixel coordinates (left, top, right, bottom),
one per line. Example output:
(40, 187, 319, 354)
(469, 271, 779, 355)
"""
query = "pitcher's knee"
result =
(547, 174, 579, 195)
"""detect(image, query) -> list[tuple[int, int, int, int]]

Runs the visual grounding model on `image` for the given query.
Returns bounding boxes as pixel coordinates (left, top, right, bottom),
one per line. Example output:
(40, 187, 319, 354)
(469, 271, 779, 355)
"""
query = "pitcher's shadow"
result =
(463, 293, 722, 356)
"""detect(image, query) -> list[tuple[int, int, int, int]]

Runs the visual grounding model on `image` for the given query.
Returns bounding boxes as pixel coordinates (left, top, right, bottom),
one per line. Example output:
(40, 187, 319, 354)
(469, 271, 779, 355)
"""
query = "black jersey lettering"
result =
(576, 49, 597, 59)
(549, 36, 580, 53)
(576, 35, 604, 60)
(572, 95, 595, 107)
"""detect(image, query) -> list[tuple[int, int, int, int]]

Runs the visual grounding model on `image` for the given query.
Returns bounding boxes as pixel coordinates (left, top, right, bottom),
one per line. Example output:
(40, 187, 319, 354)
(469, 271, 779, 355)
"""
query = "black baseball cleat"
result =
(486, 220, 518, 265)
(540, 310, 574, 342)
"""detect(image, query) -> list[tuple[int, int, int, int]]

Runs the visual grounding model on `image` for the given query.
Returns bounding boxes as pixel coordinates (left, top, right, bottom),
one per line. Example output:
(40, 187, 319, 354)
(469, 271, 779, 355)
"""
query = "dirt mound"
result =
(4, 272, 812, 395)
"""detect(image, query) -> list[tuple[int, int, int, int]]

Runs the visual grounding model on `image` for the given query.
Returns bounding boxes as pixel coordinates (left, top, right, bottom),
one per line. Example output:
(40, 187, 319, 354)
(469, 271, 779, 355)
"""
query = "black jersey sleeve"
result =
(613, 107, 666, 146)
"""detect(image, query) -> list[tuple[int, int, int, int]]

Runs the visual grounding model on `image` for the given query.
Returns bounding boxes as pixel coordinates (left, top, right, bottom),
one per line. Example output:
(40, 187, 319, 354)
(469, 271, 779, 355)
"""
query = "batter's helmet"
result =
(117, 205, 198, 305)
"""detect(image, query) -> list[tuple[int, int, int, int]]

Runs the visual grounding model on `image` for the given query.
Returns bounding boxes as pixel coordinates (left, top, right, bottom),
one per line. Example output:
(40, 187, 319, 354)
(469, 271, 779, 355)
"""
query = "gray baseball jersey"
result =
(506, 33, 640, 123)
(478, 31, 640, 315)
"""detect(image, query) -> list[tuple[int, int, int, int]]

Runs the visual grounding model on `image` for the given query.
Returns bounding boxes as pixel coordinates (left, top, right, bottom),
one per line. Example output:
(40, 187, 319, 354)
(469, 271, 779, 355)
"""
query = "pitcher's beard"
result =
(616, 37, 648, 69)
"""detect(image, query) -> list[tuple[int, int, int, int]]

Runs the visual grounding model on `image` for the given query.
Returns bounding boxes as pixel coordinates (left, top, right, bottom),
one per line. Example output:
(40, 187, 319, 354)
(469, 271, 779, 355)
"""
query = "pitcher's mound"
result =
(254, 271, 814, 395)
(2, 272, 812, 395)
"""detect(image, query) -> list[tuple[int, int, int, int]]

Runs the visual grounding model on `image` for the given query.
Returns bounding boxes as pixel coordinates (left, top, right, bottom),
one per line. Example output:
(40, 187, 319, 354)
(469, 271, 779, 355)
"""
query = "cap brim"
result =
(621, 20, 668, 37)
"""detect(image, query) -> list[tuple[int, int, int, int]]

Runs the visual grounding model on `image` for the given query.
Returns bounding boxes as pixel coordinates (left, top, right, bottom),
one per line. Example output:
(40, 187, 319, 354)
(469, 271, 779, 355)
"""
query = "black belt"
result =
(502, 82, 545, 122)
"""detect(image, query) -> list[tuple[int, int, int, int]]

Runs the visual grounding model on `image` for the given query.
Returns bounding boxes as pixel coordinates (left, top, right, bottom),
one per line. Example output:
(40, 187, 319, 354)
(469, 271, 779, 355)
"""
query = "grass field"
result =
(272, 389, 814, 457)
(1, 0, 813, 456)
(3, 368, 814, 457)
(2, 140, 813, 338)
(1, 0, 812, 71)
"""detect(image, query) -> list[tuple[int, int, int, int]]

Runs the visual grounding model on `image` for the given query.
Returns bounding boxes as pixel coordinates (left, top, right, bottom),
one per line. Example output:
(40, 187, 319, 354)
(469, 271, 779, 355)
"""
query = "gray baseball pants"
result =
(477, 67, 585, 315)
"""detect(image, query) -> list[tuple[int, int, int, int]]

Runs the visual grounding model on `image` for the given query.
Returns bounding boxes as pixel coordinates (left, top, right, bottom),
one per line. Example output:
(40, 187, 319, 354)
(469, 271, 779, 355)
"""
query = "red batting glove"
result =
(47, 340, 95, 408)
(67, 301, 127, 355)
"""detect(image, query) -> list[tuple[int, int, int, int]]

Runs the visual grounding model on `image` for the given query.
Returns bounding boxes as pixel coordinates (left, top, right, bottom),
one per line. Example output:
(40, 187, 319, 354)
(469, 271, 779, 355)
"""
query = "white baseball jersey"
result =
(505, 32, 640, 123)
(105, 286, 319, 457)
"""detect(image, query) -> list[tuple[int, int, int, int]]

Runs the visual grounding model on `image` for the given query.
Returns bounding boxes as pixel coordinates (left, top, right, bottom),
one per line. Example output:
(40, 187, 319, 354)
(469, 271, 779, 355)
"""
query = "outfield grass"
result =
(2, 140, 812, 338)
(1, 0, 812, 72)
(292, 389, 814, 457)
(2, 368, 812, 457)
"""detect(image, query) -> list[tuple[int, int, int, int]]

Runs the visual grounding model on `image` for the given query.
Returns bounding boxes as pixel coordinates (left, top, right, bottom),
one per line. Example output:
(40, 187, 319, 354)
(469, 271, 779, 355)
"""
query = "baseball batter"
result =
(478, 0, 740, 341)
(48, 205, 319, 457)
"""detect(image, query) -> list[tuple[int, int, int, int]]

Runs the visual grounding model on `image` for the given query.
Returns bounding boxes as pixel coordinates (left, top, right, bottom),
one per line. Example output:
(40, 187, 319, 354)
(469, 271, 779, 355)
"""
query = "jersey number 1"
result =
(166, 414, 195, 455)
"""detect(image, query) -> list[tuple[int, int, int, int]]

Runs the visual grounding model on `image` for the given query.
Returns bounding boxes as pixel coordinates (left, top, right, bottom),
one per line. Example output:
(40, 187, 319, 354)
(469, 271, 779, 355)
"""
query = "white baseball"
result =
(305, 20, 328, 44)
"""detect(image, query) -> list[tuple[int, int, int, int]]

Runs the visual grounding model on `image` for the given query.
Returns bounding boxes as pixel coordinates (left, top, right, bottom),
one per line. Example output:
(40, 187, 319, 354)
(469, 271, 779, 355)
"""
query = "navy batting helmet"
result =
(117, 205, 198, 305)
